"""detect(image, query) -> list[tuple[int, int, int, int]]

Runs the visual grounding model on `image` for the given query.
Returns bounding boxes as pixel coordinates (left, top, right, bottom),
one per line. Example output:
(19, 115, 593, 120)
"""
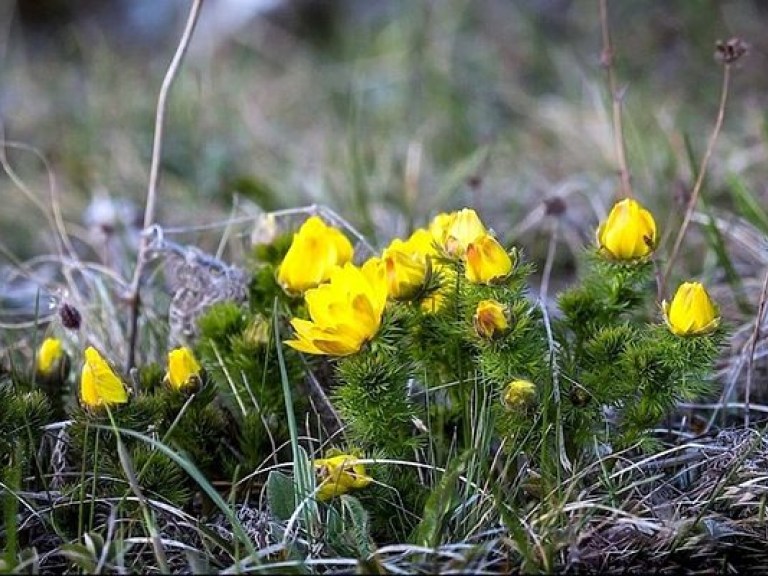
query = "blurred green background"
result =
(2, 0, 767, 291)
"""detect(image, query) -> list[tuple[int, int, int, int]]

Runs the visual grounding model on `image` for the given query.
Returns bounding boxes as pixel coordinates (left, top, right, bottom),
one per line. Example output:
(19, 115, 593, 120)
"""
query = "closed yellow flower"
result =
(502, 379, 536, 409)
(382, 229, 436, 300)
(37, 337, 64, 375)
(80, 347, 129, 409)
(663, 281, 720, 336)
(442, 208, 488, 256)
(596, 198, 657, 261)
(285, 260, 388, 356)
(314, 454, 372, 501)
(465, 234, 513, 284)
(165, 347, 203, 391)
(428, 211, 454, 246)
(277, 216, 354, 295)
(474, 299, 509, 339)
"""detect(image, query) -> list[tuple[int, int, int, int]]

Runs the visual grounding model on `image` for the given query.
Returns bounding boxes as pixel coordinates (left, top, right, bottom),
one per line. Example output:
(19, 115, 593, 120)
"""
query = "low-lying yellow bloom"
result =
(165, 347, 203, 391)
(314, 454, 372, 501)
(474, 299, 509, 339)
(80, 347, 129, 409)
(382, 228, 436, 300)
(285, 260, 388, 356)
(465, 234, 513, 284)
(277, 216, 354, 295)
(37, 337, 64, 375)
(502, 379, 536, 409)
(596, 198, 657, 261)
(663, 281, 720, 336)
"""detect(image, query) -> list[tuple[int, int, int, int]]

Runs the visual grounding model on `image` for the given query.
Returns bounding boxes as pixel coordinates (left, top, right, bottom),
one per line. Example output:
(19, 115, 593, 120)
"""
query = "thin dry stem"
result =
(661, 64, 732, 297)
(599, 0, 633, 200)
(744, 269, 768, 427)
(125, 0, 204, 371)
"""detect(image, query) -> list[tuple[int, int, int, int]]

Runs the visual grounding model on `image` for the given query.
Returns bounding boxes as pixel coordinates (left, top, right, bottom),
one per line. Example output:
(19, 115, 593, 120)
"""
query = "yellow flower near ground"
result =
(663, 281, 720, 336)
(441, 208, 488, 256)
(596, 198, 657, 261)
(37, 337, 64, 375)
(465, 234, 513, 284)
(80, 347, 129, 409)
(277, 216, 354, 295)
(285, 260, 388, 356)
(314, 454, 373, 501)
(474, 299, 509, 339)
(382, 228, 436, 300)
(165, 347, 203, 391)
(502, 379, 536, 409)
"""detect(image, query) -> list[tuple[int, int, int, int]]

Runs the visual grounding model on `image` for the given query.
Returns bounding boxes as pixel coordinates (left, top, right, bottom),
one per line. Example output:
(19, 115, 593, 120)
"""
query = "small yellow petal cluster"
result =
(663, 282, 720, 336)
(80, 347, 129, 409)
(314, 454, 373, 501)
(37, 337, 64, 375)
(277, 216, 354, 295)
(165, 347, 203, 391)
(286, 260, 388, 356)
(382, 228, 436, 300)
(474, 299, 509, 339)
(502, 379, 536, 409)
(430, 208, 513, 285)
(596, 198, 657, 261)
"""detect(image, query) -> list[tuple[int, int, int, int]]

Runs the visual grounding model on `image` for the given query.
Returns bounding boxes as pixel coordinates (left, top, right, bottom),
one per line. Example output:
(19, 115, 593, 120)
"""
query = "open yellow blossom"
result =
(596, 198, 657, 261)
(442, 208, 488, 256)
(465, 234, 513, 284)
(165, 347, 203, 391)
(286, 260, 388, 356)
(474, 300, 509, 339)
(314, 454, 372, 501)
(382, 228, 436, 300)
(37, 337, 64, 375)
(80, 347, 129, 409)
(663, 281, 720, 336)
(277, 216, 354, 295)
(502, 379, 536, 409)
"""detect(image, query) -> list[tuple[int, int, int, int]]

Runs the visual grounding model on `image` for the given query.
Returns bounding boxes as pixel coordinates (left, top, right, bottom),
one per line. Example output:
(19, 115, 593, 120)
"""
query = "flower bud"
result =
(663, 281, 720, 336)
(37, 337, 64, 375)
(442, 208, 488, 256)
(502, 379, 536, 409)
(596, 198, 657, 261)
(165, 347, 203, 391)
(474, 299, 509, 339)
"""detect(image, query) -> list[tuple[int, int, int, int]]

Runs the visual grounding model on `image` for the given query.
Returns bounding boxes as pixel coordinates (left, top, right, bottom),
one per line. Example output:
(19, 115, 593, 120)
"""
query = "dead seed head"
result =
(59, 302, 82, 330)
(715, 37, 748, 65)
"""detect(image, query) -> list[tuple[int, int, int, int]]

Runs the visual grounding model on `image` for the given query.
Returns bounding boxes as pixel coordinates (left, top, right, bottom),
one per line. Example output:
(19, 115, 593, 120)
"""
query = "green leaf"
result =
(266, 470, 296, 521)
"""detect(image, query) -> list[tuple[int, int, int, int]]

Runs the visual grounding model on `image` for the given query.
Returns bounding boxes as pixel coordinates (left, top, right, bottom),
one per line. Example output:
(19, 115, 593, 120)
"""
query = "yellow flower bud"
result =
(314, 454, 373, 501)
(382, 229, 436, 300)
(502, 379, 536, 409)
(440, 208, 488, 256)
(165, 347, 203, 391)
(80, 347, 129, 409)
(243, 315, 271, 346)
(662, 281, 720, 336)
(596, 198, 657, 261)
(277, 216, 354, 295)
(286, 260, 388, 356)
(37, 337, 64, 375)
(465, 234, 513, 284)
(474, 299, 509, 339)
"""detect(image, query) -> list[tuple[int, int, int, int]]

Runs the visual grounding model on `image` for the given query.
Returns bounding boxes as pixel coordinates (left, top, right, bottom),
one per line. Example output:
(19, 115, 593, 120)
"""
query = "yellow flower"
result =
(596, 198, 657, 261)
(314, 454, 372, 501)
(277, 216, 354, 295)
(474, 300, 509, 339)
(165, 347, 203, 391)
(429, 211, 454, 246)
(80, 347, 129, 409)
(663, 281, 720, 336)
(465, 234, 513, 284)
(382, 229, 436, 300)
(37, 337, 64, 375)
(285, 260, 388, 356)
(502, 379, 536, 409)
(442, 208, 488, 256)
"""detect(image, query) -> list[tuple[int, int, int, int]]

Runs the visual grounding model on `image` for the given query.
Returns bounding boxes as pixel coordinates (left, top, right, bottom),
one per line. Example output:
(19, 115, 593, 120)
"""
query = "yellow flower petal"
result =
(663, 281, 720, 336)
(165, 347, 202, 391)
(314, 454, 372, 501)
(37, 337, 64, 375)
(80, 347, 128, 408)
(597, 198, 657, 261)
(474, 300, 509, 339)
(465, 234, 513, 284)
